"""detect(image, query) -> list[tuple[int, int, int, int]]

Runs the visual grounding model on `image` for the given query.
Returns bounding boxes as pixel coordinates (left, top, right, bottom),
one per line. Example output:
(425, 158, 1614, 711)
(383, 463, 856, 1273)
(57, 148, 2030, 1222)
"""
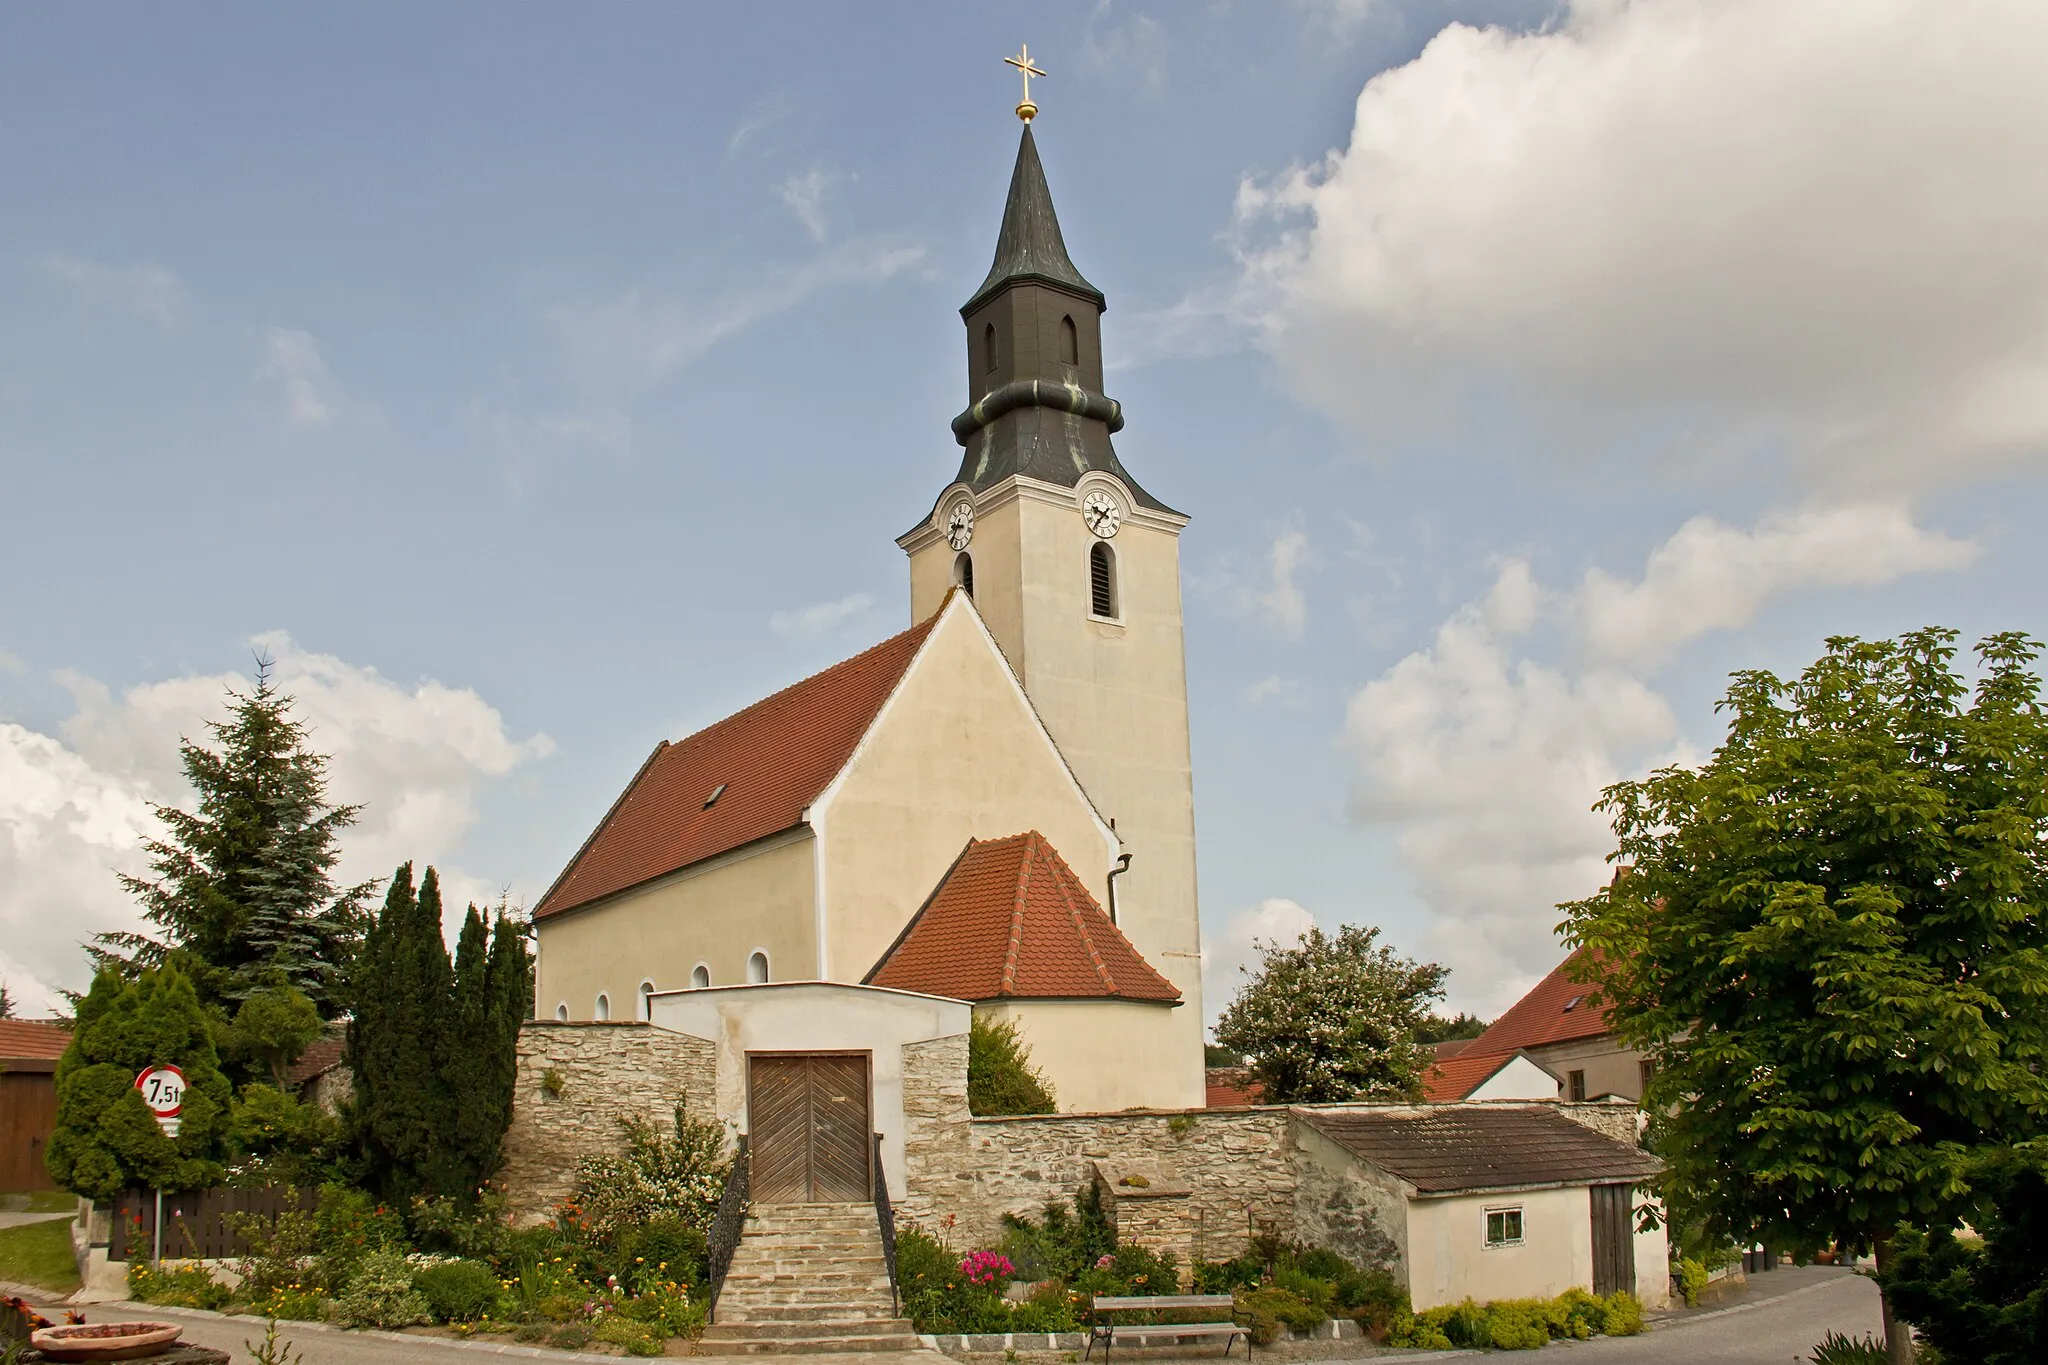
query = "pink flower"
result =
(1096, 1254, 1114, 1270)
(958, 1251, 1016, 1287)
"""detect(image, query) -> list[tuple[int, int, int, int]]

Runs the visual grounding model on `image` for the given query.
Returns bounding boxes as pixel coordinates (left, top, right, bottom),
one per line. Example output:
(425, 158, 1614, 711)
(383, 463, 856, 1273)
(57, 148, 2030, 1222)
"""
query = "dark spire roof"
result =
(961, 125, 1104, 317)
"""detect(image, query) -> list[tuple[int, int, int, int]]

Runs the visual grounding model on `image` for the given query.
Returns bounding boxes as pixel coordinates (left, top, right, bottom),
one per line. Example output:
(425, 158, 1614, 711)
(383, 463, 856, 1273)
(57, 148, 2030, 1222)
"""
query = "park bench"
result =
(1085, 1293, 1251, 1361)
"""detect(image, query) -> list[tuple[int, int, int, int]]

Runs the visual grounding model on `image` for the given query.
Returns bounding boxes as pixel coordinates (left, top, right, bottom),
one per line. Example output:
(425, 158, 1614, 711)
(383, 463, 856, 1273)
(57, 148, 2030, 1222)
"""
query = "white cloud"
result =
(37, 253, 186, 330)
(1082, 1, 1169, 100)
(1237, 0, 2048, 487)
(0, 635, 552, 1013)
(770, 593, 876, 639)
(552, 239, 926, 389)
(778, 169, 839, 242)
(1202, 896, 1316, 1027)
(1244, 675, 1302, 707)
(1578, 504, 1979, 667)
(1227, 524, 1311, 638)
(259, 327, 339, 427)
(1343, 499, 1975, 1013)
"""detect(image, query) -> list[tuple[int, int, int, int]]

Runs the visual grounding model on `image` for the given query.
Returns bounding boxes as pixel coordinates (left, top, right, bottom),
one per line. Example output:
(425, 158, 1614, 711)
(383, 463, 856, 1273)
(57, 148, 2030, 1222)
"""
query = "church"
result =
(530, 114, 1207, 1114)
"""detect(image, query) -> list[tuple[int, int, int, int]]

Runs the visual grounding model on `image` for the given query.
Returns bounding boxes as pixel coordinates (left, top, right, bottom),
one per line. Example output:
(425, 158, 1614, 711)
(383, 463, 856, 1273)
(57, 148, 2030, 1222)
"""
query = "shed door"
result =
(0, 1074, 58, 1191)
(747, 1054, 871, 1203)
(1590, 1183, 1635, 1297)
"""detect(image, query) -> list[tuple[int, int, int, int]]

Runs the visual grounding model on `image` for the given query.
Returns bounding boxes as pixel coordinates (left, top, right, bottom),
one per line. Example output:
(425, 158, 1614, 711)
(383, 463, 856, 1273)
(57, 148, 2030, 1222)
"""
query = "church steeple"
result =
(946, 125, 1173, 513)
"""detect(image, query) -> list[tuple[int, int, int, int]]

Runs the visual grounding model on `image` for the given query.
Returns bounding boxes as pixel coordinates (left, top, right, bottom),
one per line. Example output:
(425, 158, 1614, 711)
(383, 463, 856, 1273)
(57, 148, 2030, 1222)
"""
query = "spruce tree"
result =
(95, 657, 374, 1014)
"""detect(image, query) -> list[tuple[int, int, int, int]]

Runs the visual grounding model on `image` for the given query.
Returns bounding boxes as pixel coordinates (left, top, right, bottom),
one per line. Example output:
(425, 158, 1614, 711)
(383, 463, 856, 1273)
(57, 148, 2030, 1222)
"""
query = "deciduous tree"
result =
(1561, 629, 2048, 1363)
(1213, 925, 1446, 1103)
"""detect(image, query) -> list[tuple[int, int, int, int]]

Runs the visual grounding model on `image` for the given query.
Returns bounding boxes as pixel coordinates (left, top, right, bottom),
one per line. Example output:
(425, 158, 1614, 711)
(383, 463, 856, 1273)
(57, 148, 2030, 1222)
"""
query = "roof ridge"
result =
(1046, 835, 1119, 995)
(1002, 835, 1033, 994)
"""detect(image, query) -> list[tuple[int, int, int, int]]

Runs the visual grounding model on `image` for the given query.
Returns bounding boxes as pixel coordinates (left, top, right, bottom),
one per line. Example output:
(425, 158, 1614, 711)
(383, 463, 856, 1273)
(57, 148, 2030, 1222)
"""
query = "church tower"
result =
(898, 119, 1205, 1107)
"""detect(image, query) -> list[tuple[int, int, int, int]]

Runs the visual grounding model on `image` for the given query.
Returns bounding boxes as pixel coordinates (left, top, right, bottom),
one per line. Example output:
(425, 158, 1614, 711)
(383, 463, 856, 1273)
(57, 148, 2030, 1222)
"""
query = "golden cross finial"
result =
(1005, 44, 1046, 123)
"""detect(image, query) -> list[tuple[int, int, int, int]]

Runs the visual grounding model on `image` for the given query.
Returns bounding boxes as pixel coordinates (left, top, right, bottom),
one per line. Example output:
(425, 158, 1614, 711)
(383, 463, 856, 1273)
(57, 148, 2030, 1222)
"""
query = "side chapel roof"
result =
(864, 831, 1181, 1004)
(535, 610, 943, 919)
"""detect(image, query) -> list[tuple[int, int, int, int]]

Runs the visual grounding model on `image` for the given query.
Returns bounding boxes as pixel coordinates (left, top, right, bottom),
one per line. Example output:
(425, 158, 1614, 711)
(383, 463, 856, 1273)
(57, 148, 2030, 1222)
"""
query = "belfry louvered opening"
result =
(955, 551, 975, 598)
(1089, 541, 1117, 619)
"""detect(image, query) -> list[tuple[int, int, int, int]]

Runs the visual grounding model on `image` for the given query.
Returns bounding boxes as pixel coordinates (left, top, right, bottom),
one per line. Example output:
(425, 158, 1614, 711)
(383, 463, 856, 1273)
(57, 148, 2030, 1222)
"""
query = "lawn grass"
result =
(0, 1215, 80, 1294)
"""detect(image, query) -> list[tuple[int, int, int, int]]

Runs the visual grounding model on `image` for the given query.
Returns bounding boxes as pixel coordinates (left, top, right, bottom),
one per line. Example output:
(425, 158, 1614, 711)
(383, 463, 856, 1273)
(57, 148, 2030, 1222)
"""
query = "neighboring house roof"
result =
(1433, 1039, 1475, 1061)
(1205, 1067, 1264, 1108)
(1423, 1050, 1533, 1103)
(0, 1018, 71, 1062)
(1463, 948, 1614, 1055)
(1301, 1106, 1661, 1194)
(536, 610, 944, 919)
(286, 1033, 347, 1086)
(864, 831, 1181, 1004)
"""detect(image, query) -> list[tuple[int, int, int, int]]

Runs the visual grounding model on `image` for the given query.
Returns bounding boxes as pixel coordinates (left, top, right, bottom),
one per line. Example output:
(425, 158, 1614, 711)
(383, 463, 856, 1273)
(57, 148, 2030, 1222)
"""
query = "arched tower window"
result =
(1090, 541, 1118, 619)
(955, 551, 975, 598)
(983, 323, 998, 373)
(638, 979, 655, 1020)
(747, 951, 770, 984)
(554, 1002, 569, 1022)
(594, 992, 611, 1022)
(690, 963, 710, 989)
(1060, 315, 1079, 366)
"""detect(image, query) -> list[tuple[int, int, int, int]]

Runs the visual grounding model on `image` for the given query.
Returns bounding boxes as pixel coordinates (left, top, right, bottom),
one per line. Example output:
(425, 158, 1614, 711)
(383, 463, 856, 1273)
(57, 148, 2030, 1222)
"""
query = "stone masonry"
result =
(500, 1021, 718, 1222)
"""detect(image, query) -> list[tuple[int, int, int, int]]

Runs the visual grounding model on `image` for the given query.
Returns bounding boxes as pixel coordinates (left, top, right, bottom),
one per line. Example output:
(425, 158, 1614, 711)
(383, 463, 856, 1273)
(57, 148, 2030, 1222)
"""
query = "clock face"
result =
(946, 500, 975, 551)
(1081, 490, 1123, 538)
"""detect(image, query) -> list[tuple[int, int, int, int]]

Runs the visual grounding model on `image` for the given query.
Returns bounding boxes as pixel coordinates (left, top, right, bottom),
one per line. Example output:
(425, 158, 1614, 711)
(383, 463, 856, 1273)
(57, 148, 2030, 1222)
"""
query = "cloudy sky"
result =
(5, 0, 2045, 1024)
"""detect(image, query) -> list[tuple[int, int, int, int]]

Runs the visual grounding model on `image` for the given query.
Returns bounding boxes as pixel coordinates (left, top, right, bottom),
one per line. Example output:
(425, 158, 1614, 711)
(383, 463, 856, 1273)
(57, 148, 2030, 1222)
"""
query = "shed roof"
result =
(864, 832, 1180, 1003)
(0, 1018, 70, 1062)
(536, 609, 942, 918)
(1299, 1105, 1660, 1194)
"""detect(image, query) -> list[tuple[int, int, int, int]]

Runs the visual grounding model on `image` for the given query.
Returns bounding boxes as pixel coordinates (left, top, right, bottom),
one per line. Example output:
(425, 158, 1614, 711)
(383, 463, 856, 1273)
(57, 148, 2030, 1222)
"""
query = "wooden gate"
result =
(0, 1073, 58, 1191)
(1590, 1183, 1636, 1298)
(747, 1054, 871, 1204)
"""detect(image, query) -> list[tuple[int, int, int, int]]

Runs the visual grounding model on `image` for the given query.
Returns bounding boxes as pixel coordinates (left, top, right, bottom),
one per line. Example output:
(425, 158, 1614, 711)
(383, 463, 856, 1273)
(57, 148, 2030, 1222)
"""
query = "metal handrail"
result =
(706, 1135, 750, 1319)
(872, 1131, 899, 1317)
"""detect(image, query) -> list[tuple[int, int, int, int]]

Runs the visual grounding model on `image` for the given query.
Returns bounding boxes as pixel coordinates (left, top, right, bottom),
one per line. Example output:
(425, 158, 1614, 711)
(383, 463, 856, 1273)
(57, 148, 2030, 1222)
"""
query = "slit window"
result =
(1060, 315, 1079, 365)
(1485, 1208, 1525, 1246)
(594, 992, 610, 1022)
(638, 979, 655, 1020)
(1089, 541, 1118, 618)
(956, 551, 975, 598)
(984, 323, 998, 373)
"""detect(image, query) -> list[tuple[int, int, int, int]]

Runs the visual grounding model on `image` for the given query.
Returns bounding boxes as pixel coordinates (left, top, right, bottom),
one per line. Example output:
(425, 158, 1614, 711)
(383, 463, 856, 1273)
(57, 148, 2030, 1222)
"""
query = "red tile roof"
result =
(286, 1032, 347, 1085)
(1422, 1050, 1530, 1103)
(864, 832, 1182, 1003)
(1433, 1038, 1474, 1060)
(1464, 948, 1614, 1055)
(536, 610, 944, 919)
(0, 1019, 72, 1061)
(1205, 1067, 1264, 1107)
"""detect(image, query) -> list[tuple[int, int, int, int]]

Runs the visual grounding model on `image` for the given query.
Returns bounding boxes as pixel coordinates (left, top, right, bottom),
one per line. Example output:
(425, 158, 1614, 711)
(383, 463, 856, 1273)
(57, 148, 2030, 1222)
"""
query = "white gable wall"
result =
(1466, 1055, 1565, 1102)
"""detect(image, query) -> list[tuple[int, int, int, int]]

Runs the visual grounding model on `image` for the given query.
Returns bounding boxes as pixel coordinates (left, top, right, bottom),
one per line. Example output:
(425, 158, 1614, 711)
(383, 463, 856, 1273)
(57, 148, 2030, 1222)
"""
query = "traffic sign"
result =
(134, 1064, 186, 1137)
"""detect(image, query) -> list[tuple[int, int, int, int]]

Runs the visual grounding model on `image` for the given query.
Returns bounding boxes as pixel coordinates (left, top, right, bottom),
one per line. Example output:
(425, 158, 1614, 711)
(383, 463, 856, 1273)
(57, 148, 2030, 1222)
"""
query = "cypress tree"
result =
(347, 864, 455, 1200)
(441, 905, 494, 1196)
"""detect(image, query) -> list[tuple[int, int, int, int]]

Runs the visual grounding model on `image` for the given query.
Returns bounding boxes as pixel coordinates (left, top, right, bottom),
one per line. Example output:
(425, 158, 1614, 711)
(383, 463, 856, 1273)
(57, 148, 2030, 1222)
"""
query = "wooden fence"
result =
(107, 1185, 317, 1262)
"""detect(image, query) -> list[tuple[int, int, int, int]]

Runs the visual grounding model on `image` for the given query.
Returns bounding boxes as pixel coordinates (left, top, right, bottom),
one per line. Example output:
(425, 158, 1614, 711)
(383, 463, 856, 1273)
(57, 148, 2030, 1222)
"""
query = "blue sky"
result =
(6, 1, 2047, 1022)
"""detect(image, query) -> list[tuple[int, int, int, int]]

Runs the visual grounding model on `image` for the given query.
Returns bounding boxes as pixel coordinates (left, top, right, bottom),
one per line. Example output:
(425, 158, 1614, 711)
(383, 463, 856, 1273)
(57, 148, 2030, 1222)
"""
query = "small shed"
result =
(0, 1019, 72, 1191)
(1296, 1105, 1667, 1311)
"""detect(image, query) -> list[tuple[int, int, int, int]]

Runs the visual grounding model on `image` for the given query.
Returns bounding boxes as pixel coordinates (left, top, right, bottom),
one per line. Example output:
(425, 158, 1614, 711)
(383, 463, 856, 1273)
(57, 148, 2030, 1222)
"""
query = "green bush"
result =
(572, 1106, 730, 1236)
(311, 1184, 406, 1288)
(595, 1315, 664, 1356)
(408, 1193, 511, 1263)
(619, 1283, 706, 1338)
(250, 1286, 326, 1322)
(128, 1260, 231, 1311)
(1807, 1331, 1889, 1364)
(1880, 1144, 2048, 1365)
(1391, 1290, 1642, 1351)
(331, 1247, 431, 1329)
(968, 1014, 1056, 1116)
(617, 1217, 708, 1292)
(1676, 1257, 1710, 1307)
(416, 1259, 500, 1323)
(1237, 1287, 1325, 1345)
(999, 1187, 1114, 1283)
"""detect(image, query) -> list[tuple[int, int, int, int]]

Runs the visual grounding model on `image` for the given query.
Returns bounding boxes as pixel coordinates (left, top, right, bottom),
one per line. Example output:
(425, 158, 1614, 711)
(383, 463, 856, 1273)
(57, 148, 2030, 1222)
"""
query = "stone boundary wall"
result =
(500, 1021, 718, 1222)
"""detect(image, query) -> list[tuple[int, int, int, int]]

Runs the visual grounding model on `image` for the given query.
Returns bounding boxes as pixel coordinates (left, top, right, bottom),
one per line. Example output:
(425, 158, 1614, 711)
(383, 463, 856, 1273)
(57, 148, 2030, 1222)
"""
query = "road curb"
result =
(75, 1301, 641, 1363)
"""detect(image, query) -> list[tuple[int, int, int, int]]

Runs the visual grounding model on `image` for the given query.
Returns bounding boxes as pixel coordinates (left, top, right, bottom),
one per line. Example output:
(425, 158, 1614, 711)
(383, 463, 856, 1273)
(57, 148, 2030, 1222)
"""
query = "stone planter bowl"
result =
(31, 1322, 183, 1361)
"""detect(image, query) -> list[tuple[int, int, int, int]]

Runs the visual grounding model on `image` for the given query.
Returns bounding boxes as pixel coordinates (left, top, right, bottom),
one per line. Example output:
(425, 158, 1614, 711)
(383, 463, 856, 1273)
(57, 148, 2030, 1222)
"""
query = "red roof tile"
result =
(1433, 1039, 1474, 1060)
(1422, 1050, 1535, 1102)
(286, 1032, 347, 1085)
(1205, 1067, 1264, 1107)
(537, 610, 944, 918)
(864, 832, 1182, 1003)
(1463, 948, 1615, 1056)
(0, 1019, 72, 1061)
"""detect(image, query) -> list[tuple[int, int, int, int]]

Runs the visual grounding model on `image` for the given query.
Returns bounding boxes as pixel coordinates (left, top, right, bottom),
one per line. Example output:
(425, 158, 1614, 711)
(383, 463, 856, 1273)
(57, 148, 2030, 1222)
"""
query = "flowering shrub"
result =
(331, 1248, 430, 1329)
(127, 1261, 231, 1311)
(959, 1251, 1014, 1287)
(572, 1106, 729, 1236)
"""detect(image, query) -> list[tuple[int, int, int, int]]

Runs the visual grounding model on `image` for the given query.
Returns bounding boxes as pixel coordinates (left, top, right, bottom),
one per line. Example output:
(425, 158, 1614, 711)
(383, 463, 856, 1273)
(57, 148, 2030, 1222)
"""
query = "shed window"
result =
(690, 963, 710, 989)
(1060, 314, 1079, 365)
(956, 551, 975, 599)
(1569, 1069, 1587, 1102)
(984, 323, 998, 373)
(748, 951, 770, 984)
(1485, 1208, 1524, 1246)
(1089, 541, 1118, 619)
(594, 992, 611, 1022)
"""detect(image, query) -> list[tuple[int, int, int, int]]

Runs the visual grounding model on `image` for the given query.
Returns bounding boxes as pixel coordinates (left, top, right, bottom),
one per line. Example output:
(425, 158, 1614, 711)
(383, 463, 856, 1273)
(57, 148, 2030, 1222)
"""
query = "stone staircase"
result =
(698, 1202, 922, 1355)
